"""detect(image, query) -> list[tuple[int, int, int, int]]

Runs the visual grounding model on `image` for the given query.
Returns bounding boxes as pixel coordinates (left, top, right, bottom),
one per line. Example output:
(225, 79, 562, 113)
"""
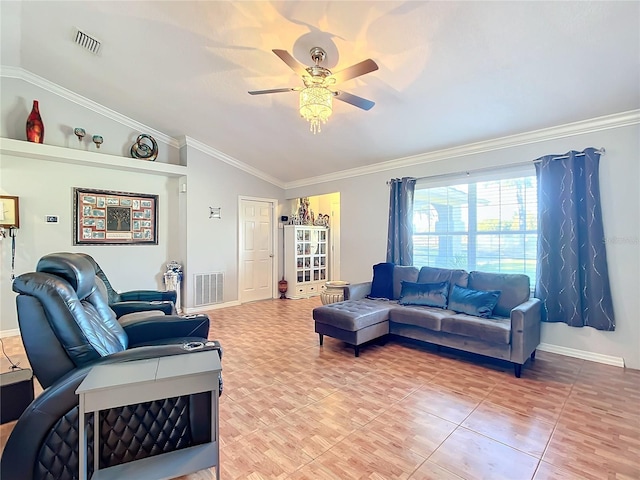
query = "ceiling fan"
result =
(249, 47, 379, 133)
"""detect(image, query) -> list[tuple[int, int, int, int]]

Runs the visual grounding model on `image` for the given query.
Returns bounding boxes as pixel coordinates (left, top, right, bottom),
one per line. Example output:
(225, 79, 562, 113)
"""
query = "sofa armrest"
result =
(344, 282, 372, 300)
(510, 298, 542, 364)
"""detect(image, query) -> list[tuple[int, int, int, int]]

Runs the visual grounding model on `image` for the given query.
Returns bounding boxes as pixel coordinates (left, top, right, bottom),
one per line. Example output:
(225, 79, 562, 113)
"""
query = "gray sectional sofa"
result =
(313, 264, 542, 377)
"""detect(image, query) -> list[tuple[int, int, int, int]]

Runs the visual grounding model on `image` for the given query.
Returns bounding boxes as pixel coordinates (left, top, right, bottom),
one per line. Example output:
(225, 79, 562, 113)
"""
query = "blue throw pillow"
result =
(398, 281, 450, 308)
(449, 285, 501, 318)
(368, 262, 395, 299)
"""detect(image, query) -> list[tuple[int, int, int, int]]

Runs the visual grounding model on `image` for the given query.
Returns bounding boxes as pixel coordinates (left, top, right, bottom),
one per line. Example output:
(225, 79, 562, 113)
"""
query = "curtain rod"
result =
(387, 147, 606, 184)
(532, 147, 605, 163)
(387, 161, 532, 185)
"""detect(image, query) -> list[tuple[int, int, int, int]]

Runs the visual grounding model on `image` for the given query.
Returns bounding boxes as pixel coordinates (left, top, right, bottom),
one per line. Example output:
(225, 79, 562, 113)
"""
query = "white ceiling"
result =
(2, 1, 639, 184)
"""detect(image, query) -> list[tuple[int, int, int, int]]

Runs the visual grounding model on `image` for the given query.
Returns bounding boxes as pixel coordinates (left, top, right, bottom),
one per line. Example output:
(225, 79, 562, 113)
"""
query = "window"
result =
(413, 169, 537, 280)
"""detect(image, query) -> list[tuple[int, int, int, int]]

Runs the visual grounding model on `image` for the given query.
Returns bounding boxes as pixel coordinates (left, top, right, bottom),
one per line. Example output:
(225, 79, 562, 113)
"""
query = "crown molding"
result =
(4, 65, 637, 190)
(180, 136, 284, 188)
(0, 65, 180, 148)
(284, 109, 640, 190)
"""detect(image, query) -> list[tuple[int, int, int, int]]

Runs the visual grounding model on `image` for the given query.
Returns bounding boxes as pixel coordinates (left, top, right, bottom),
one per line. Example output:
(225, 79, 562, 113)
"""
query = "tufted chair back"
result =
(13, 252, 129, 389)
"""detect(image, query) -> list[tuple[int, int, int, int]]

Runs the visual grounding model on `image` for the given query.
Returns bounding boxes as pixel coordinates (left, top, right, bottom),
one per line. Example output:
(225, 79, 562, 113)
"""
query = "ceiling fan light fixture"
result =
(299, 86, 332, 134)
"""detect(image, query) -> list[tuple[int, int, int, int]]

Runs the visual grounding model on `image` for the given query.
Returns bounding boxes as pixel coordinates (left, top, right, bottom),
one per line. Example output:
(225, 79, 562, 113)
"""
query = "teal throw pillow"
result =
(398, 281, 449, 308)
(449, 285, 501, 318)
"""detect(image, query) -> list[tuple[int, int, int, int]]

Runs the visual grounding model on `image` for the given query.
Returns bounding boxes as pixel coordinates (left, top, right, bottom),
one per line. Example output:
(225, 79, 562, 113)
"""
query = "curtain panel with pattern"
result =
(534, 148, 615, 331)
(387, 177, 416, 266)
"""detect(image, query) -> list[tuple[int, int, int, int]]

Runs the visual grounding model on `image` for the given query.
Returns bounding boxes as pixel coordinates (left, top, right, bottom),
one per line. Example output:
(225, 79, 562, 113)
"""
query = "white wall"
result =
(0, 76, 283, 333)
(182, 143, 284, 308)
(287, 123, 640, 369)
(0, 154, 181, 333)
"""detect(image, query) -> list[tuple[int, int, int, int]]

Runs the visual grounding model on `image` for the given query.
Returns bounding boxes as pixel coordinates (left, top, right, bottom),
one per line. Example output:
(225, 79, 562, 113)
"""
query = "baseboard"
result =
(0, 328, 20, 339)
(537, 343, 625, 368)
(184, 300, 241, 314)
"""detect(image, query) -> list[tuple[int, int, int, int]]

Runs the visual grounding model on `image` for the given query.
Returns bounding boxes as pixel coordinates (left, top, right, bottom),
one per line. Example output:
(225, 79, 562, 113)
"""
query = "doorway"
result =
(285, 192, 340, 280)
(238, 197, 277, 303)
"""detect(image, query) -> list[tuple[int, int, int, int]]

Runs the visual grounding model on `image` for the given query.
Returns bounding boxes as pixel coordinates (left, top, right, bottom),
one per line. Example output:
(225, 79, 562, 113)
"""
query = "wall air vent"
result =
(73, 28, 101, 55)
(194, 272, 224, 307)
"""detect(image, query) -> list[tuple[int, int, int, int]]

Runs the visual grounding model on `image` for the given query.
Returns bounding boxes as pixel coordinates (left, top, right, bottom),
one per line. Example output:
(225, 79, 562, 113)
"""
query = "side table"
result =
(76, 350, 221, 480)
(0, 368, 34, 423)
(320, 281, 350, 305)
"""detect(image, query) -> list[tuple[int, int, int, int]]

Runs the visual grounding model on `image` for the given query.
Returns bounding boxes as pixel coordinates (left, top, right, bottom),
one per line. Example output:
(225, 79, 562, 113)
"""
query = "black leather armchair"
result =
(77, 252, 178, 316)
(1, 253, 223, 480)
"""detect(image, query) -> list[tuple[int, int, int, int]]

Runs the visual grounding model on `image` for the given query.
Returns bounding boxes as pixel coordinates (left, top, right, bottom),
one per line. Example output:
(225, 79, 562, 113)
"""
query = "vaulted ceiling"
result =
(2, 1, 639, 184)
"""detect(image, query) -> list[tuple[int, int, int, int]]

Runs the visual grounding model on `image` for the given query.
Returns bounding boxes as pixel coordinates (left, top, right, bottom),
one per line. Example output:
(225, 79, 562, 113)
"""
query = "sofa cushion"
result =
(389, 305, 451, 331)
(369, 262, 395, 299)
(449, 285, 501, 318)
(418, 266, 469, 298)
(468, 271, 530, 317)
(398, 281, 449, 308)
(392, 266, 420, 300)
(441, 314, 511, 344)
(313, 299, 393, 331)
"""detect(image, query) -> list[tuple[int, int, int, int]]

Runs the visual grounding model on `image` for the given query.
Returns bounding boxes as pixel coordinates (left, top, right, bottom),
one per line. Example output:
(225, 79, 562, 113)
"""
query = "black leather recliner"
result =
(0, 253, 223, 480)
(77, 252, 178, 316)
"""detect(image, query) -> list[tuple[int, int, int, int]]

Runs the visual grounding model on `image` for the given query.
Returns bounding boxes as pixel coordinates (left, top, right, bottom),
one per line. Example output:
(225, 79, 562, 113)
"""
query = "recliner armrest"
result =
(111, 300, 175, 317)
(119, 289, 177, 303)
(123, 314, 210, 345)
(0, 343, 221, 480)
(345, 282, 372, 300)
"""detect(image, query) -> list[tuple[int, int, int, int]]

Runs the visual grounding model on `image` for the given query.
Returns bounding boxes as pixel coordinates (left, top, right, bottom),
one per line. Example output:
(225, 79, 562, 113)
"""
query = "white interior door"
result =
(239, 198, 274, 303)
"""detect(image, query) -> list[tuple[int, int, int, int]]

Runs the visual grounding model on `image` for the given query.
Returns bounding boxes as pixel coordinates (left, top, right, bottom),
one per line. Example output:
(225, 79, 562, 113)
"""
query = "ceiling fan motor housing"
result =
(309, 47, 326, 64)
(305, 47, 332, 86)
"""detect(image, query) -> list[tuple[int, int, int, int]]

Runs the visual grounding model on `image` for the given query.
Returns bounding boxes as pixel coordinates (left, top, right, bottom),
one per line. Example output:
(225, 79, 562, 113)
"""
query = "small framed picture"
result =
(0, 196, 20, 228)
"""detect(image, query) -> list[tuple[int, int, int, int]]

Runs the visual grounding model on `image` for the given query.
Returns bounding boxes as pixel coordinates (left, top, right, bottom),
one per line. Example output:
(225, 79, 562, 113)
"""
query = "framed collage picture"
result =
(73, 188, 158, 245)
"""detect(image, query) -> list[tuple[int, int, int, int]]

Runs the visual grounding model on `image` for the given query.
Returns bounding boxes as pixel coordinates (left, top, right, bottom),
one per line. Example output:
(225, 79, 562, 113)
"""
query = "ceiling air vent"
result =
(73, 28, 101, 55)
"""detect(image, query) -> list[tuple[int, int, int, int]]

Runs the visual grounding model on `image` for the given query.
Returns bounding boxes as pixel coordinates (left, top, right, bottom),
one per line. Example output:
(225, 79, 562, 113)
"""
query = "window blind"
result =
(413, 165, 537, 280)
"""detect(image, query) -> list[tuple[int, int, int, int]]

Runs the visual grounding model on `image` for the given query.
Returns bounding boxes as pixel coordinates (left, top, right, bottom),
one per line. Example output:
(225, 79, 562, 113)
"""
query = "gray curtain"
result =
(387, 177, 416, 265)
(535, 148, 615, 331)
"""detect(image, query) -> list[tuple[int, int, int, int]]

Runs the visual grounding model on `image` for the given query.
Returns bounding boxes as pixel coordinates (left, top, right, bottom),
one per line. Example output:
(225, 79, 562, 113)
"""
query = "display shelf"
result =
(0, 137, 186, 177)
(284, 225, 328, 299)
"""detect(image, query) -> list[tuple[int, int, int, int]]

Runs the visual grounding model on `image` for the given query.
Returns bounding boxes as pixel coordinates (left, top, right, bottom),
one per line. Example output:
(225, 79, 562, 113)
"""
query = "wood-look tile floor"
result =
(1, 297, 639, 479)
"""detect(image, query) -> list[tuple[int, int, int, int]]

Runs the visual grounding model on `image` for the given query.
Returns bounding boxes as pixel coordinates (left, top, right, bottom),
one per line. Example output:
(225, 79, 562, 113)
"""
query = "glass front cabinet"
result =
(284, 225, 328, 298)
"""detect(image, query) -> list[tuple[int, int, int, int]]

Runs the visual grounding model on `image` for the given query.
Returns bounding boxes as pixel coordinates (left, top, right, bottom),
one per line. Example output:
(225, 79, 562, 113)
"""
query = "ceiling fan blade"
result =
(334, 91, 375, 111)
(248, 88, 299, 95)
(272, 49, 308, 78)
(328, 59, 378, 84)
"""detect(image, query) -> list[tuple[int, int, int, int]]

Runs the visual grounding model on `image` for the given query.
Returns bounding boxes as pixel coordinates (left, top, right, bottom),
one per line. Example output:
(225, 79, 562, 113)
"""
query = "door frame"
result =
(237, 195, 279, 303)
(330, 198, 341, 281)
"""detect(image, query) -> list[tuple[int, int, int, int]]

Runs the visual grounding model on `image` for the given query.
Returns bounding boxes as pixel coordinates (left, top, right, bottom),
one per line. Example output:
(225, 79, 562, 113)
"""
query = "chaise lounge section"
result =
(313, 264, 542, 377)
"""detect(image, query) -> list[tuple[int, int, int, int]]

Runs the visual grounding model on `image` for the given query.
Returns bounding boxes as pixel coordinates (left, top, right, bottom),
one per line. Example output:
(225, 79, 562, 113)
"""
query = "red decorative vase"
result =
(278, 278, 288, 299)
(26, 100, 44, 143)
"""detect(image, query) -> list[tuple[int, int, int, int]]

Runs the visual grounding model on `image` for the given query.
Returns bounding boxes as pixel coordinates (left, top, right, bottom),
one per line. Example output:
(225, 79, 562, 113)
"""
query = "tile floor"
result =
(1, 297, 639, 479)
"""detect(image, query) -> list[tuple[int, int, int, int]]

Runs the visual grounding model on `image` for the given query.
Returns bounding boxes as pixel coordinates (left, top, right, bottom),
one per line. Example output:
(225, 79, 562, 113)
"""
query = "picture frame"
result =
(0, 195, 20, 228)
(73, 188, 158, 245)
